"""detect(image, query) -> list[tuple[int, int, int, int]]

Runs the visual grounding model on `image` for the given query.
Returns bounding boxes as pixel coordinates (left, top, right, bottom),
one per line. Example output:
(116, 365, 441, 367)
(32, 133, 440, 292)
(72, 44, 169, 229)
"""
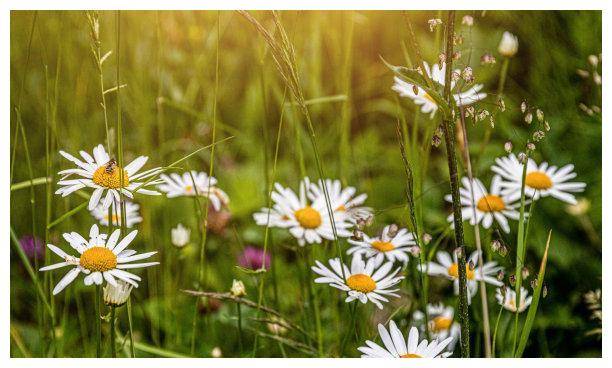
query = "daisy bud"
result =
(504, 141, 513, 153)
(592, 105, 601, 114)
(230, 279, 247, 297)
(530, 278, 537, 289)
(171, 224, 190, 248)
(489, 116, 495, 128)
(579, 103, 594, 116)
(517, 152, 527, 164)
(432, 135, 442, 147)
(566, 198, 590, 216)
(491, 239, 501, 252)
(543, 283, 548, 298)
(387, 224, 399, 238)
(524, 112, 533, 124)
(497, 269, 505, 281)
(588, 54, 599, 67)
(412, 84, 419, 95)
(497, 97, 506, 112)
(416, 66, 423, 74)
(267, 316, 288, 335)
(498, 31, 518, 58)
(462, 15, 474, 26)
(526, 142, 536, 152)
(480, 53, 497, 65)
(364, 214, 374, 227)
(521, 101, 527, 113)
(576, 69, 590, 78)
(593, 72, 602, 85)
(522, 267, 530, 279)
(103, 280, 133, 307)
(454, 247, 464, 259)
(461, 67, 474, 83)
(465, 105, 475, 117)
(499, 244, 508, 257)
(351, 229, 364, 241)
(451, 71, 461, 82)
(428, 18, 443, 32)
(452, 51, 462, 61)
(509, 274, 516, 286)
(409, 246, 421, 256)
(453, 34, 464, 45)
(544, 121, 551, 131)
(211, 347, 223, 358)
(438, 53, 446, 67)
(536, 109, 544, 122)
(422, 233, 432, 245)
(533, 130, 545, 142)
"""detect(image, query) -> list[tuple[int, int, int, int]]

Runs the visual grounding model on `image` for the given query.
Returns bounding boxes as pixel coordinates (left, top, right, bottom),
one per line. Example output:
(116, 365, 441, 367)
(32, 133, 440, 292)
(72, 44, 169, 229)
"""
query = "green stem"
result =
(110, 306, 116, 358)
(491, 305, 504, 357)
(127, 297, 135, 357)
(237, 303, 243, 355)
(95, 286, 101, 357)
(440, 10, 470, 357)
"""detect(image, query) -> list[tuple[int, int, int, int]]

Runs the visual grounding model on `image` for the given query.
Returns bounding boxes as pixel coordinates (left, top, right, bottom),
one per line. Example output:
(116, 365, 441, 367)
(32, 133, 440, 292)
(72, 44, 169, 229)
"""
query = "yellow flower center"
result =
(476, 194, 506, 212)
(92, 166, 129, 189)
(185, 185, 194, 193)
(401, 353, 422, 358)
(525, 171, 553, 190)
(346, 274, 376, 293)
(371, 240, 395, 252)
(447, 263, 475, 280)
(104, 214, 121, 225)
(336, 205, 346, 212)
(294, 206, 322, 229)
(430, 316, 453, 332)
(79, 246, 117, 272)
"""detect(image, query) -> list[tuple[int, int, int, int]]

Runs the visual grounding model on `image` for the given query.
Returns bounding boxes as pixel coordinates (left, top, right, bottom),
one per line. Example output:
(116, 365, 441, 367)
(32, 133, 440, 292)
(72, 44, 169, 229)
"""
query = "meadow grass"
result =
(9, 10, 601, 358)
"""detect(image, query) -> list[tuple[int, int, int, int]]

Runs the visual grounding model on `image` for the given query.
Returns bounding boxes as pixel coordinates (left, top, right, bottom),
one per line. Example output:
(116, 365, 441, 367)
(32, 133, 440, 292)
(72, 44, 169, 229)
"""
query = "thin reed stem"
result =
(95, 286, 101, 357)
(110, 306, 117, 358)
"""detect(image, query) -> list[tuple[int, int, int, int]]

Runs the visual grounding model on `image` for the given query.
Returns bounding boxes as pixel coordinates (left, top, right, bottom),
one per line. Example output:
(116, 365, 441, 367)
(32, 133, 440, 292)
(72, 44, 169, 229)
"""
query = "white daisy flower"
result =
(419, 250, 503, 303)
(347, 225, 417, 266)
(358, 321, 453, 358)
(491, 153, 586, 205)
(157, 171, 229, 211)
(413, 303, 461, 352)
(39, 224, 159, 295)
(90, 200, 142, 228)
(56, 144, 163, 211)
(392, 61, 487, 119)
(308, 178, 372, 222)
(445, 175, 520, 233)
(496, 286, 532, 313)
(311, 255, 404, 309)
(253, 178, 352, 246)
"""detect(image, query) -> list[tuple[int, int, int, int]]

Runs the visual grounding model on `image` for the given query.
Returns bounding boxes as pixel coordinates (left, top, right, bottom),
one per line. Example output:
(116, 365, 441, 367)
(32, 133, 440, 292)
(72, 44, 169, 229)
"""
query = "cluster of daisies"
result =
(42, 144, 229, 304)
(254, 153, 585, 357)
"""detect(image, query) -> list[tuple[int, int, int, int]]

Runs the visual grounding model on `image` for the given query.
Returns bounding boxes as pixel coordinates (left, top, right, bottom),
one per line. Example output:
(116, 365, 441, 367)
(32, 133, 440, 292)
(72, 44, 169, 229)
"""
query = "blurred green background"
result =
(10, 10, 601, 357)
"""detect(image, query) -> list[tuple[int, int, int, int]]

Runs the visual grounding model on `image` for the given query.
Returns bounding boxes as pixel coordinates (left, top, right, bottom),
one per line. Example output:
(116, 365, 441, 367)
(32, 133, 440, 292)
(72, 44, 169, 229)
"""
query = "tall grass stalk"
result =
(439, 10, 470, 357)
(190, 11, 221, 355)
(95, 285, 102, 357)
(458, 109, 492, 357)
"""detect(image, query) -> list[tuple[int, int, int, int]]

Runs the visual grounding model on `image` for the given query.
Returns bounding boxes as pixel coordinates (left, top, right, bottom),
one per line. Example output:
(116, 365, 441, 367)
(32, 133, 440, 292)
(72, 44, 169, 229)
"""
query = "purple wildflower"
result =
(19, 235, 45, 261)
(238, 246, 271, 270)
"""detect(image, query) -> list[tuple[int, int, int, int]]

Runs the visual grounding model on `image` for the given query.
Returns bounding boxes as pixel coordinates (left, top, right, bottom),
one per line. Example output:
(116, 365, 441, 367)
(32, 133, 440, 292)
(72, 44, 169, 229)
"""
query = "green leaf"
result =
(381, 57, 451, 119)
(515, 230, 552, 357)
(235, 265, 267, 275)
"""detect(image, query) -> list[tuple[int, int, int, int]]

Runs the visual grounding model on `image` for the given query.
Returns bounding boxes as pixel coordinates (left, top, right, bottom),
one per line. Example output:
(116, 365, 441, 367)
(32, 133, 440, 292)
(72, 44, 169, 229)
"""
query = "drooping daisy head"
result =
(358, 321, 453, 358)
(413, 302, 461, 352)
(90, 200, 142, 229)
(446, 175, 520, 233)
(253, 178, 352, 246)
(40, 224, 159, 295)
(56, 144, 163, 211)
(496, 286, 532, 313)
(311, 255, 404, 309)
(347, 225, 417, 266)
(491, 153, 586, 205)
(420, 250, 503, 303)
(392, 61, 487, 119)
(308, 178, 372, 223)
(158, 171, 229, 211)
(171, 223, 191, 248)
(104, 279, 133, 307)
